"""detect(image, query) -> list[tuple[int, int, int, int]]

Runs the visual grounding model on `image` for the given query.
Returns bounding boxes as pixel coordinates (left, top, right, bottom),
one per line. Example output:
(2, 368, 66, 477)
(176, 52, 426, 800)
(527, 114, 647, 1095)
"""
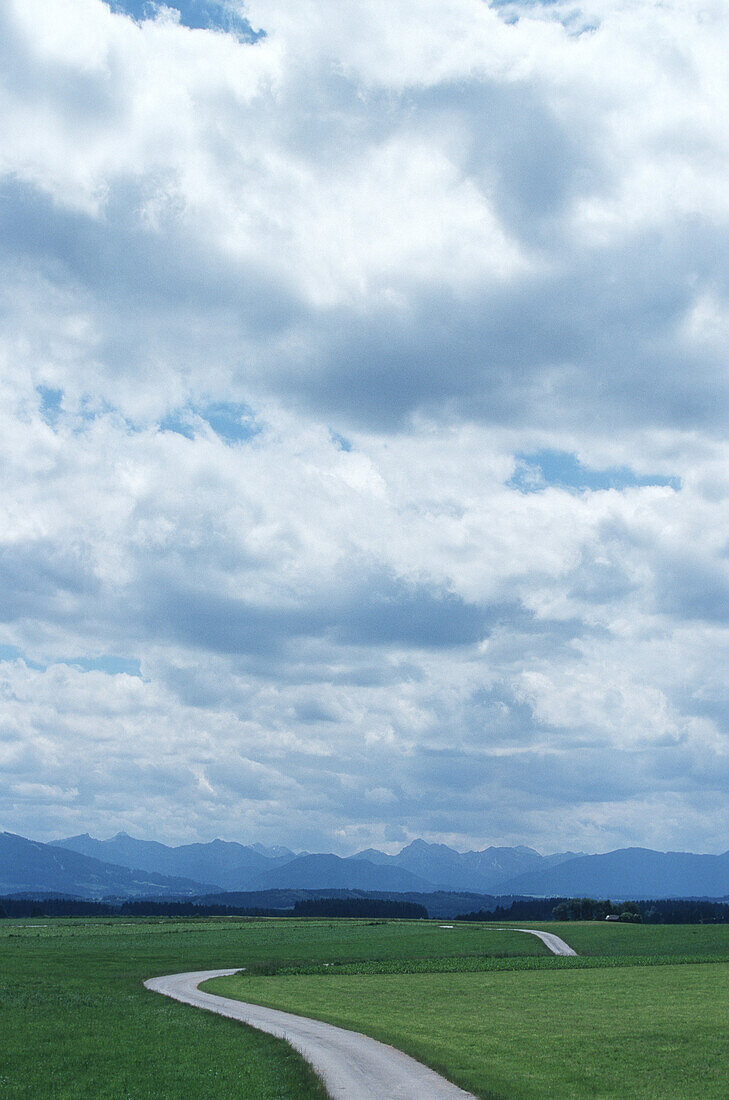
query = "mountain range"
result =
(50, 832, 580, 894)
(348, 839, 582, 892)
(0, 831, 219, 899)
(4, 829, 729, 901)
(50, 832, 297, 891)
(502, 847, 729, 900)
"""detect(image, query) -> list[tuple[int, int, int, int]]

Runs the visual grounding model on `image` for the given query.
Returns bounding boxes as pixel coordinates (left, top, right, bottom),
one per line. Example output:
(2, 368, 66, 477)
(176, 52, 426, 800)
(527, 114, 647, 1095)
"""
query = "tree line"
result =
(0, 895, 427, 919)
(551, 898, 641, 921)
(5, 893, 729, 922)
(0, 897, 288, 918)
(292, 898, 427, 918)
(457, 896, 729, 923)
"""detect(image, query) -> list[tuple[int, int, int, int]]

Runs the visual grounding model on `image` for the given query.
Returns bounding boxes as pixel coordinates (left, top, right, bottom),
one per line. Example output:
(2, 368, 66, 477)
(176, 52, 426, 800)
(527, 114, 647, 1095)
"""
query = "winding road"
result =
(144, 927, 576, 1098)
(145, 969, 473, 1099)
(504, 928, 578, 956)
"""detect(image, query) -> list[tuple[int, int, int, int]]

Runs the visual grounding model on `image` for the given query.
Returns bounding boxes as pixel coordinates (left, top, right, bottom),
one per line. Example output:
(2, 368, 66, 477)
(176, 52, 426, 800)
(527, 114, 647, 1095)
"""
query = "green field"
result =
(0, 916, 541, 1098)
(0, 916, 334, 1100)
(207, 920, 729, 1099)
(536, 919, 729, 957)
(4, 916, 729, 1098)
(210, 961, 729, 1099)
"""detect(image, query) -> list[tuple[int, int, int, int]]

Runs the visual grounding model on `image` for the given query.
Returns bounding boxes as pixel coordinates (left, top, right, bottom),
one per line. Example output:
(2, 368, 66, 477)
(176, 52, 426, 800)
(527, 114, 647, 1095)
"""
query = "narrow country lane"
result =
(145, 969, 475, 1100)
(511, 928, 578, 956)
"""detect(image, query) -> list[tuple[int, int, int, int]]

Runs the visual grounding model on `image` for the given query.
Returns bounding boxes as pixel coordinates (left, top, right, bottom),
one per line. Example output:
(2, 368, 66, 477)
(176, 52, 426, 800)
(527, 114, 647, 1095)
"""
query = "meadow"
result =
(539, 919, 729, 957)
(208, 920, 729, 1099)
(0, 917, 330, 1099)
(3, 915, 729, 1098)
(211, 959, 729, 1099)
(0, 916, 539, 1098)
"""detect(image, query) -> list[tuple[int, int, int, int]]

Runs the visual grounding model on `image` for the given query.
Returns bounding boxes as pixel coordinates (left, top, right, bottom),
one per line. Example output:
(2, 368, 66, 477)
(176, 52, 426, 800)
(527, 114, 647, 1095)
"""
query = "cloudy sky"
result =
(2, 0, 729, 855)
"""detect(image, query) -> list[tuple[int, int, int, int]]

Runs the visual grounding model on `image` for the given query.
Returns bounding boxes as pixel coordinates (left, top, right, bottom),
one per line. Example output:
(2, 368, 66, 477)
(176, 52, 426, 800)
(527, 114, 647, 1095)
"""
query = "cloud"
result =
(3, 0, 729, 434)
(1, 0, 729, 853)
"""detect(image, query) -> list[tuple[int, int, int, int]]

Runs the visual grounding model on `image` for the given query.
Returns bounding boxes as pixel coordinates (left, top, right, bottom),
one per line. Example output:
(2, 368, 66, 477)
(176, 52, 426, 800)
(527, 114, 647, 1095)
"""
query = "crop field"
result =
(3, 916, 729, 1098)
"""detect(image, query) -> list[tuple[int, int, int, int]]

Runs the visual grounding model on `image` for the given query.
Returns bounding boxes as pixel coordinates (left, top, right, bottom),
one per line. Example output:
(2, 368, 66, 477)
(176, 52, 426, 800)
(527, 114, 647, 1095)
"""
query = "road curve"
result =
(507, 928, 578, 956)
(144, 969, 474, 1100)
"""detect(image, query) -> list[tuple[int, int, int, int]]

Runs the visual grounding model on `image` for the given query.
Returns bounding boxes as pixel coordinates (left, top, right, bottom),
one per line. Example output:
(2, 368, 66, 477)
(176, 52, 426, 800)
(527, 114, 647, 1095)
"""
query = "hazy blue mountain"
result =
(50, 833, 582, 892)
(388, 840, 480, 888)
(349, 839, 556, 891)
(540, 851, 586, 869)
(0, 831, 217, 898)
(500, 847, 729, 899)
(14, 831, 729, 899)
(248, 853, 437, 892)
(51, 832, 295, 890)
(457, 844, 547, 885)
(249, 842, 297, 860)
(351, 847, 393, 865)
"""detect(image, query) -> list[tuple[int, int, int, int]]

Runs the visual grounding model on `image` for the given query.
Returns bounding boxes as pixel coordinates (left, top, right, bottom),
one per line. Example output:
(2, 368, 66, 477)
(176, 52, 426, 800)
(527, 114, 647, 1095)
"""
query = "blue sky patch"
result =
(106, 1, 264, 39)
(37, 386, 63, 428)
(159, 411, 195, 440)
(330, 431, 352, 452)
(0, 644, 44, 669)
(510, 449, 681, 493)
(160, 401, 260, 443)
(202, 402, 260, 443)
(63, 655, 143, 677)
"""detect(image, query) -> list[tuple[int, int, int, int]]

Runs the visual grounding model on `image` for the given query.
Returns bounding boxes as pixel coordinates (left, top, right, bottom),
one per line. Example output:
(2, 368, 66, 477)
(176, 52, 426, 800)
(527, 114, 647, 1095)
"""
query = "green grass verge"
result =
(209, 960, 729, 1099)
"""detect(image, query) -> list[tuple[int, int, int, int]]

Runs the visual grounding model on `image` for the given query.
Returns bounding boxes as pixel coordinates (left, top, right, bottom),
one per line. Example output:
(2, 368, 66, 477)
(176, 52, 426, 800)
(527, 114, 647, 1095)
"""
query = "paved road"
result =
(145, 969, 475, 1100)
(505, 928, 578, 956)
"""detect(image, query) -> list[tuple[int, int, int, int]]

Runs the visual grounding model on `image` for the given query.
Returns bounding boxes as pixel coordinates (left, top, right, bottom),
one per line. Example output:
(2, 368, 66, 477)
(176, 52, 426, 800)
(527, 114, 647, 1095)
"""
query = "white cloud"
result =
(1, 0, 729, 852)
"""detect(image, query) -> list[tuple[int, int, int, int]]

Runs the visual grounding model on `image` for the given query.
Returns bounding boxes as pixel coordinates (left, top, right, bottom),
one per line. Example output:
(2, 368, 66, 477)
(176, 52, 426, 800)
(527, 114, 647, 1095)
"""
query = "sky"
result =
(2, 0, 729, 855)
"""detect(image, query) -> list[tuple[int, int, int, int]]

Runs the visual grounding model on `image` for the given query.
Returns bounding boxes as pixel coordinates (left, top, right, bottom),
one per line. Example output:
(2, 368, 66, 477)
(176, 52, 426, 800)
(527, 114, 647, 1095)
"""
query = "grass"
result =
(209, 958, 729, 1099)
(531, 919, 729, 957)
(0, 915, 542, 1098)
(6, 916, 729, 1098)
(0, 917, 332, 1099)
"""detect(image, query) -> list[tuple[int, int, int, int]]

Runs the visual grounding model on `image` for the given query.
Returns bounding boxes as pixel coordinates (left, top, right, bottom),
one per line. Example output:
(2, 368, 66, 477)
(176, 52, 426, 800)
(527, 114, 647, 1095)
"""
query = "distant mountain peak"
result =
(401, 838, 453, 853)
